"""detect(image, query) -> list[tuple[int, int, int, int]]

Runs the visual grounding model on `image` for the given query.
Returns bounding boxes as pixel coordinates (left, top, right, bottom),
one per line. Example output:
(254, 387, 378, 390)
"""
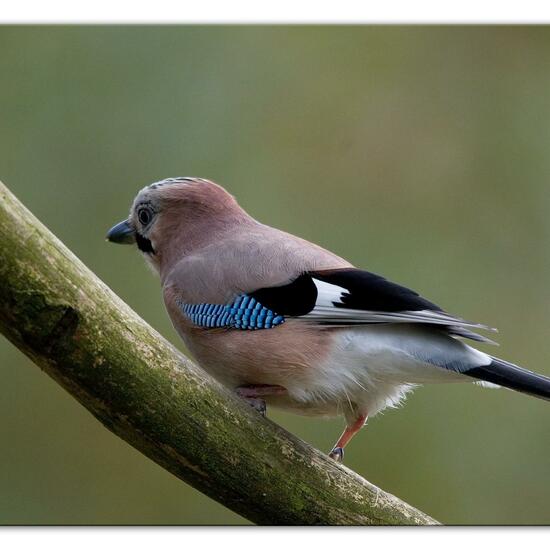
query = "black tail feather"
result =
(464, 357, 550, 401)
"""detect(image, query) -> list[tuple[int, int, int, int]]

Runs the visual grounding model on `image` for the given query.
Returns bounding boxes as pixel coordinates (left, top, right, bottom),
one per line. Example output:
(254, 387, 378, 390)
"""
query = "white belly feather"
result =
(271, 324, 492, 418)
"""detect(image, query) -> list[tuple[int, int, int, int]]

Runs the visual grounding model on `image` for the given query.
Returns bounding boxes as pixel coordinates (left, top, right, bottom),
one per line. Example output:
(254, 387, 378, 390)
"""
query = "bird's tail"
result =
(463, 357, 550, 401)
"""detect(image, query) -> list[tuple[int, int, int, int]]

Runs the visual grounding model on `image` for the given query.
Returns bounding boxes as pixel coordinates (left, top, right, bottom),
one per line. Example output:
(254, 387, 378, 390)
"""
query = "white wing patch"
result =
(301, 278, 497, 334)
(310, 278, 348, 307)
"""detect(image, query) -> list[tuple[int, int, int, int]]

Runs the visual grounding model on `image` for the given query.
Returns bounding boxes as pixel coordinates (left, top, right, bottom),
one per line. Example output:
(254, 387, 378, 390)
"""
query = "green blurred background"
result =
(0, 25, 549, 525)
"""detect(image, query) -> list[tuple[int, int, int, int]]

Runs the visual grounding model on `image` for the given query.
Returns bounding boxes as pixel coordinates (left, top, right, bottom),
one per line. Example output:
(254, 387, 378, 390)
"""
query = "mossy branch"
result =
(0, 181, 438, 525)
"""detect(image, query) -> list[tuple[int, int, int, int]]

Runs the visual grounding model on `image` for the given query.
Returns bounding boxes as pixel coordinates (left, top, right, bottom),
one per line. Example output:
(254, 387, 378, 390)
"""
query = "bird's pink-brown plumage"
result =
(108, 177, 550, 459)
(154, 180, 359, 416)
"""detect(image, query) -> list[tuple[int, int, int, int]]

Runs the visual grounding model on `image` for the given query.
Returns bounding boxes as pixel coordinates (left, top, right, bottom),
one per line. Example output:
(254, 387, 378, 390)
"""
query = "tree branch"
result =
(0, 180, 438, 525)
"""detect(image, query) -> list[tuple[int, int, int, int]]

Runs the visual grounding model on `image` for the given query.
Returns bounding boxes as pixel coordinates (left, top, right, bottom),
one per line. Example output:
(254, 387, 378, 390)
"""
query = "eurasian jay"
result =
(107, 177, 550, 462)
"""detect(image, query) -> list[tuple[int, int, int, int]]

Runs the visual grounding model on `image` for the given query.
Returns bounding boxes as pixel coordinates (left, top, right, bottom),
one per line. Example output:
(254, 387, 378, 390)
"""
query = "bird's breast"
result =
(180, 319, 334, 389)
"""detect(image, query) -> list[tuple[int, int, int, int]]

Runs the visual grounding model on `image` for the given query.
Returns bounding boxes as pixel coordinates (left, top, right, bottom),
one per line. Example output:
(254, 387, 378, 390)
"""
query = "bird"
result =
(107, 177, 550, 462)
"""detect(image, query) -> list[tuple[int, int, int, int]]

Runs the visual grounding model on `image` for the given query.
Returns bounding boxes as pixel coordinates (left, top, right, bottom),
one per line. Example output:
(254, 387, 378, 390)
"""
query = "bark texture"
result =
(0, 181, 438, 525)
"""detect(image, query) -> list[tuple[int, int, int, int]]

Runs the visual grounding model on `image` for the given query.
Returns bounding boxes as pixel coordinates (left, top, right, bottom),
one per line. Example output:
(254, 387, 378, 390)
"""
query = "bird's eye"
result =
(137, 207, 153, 226)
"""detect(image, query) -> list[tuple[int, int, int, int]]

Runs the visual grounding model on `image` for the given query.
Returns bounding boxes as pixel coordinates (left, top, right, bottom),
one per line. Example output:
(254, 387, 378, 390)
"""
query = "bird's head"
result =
(106, 177, 246, 273)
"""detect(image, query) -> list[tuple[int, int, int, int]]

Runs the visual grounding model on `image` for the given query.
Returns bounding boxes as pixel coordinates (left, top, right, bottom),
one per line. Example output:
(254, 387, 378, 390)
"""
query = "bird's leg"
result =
(234, 384, 287, 416)
(329, 413, 368, 463)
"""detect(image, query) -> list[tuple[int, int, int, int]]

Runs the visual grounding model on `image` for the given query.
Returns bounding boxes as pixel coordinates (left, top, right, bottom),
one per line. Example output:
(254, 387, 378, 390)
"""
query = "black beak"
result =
(106, 219, 136, 244)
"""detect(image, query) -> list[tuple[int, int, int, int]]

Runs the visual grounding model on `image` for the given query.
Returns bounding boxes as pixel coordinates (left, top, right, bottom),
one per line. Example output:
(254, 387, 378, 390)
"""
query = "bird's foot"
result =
(235, 384, 286, 417)
(328, 413, 367, 464)
(328, 447, 344, 463)
(242, 396, 267, 416)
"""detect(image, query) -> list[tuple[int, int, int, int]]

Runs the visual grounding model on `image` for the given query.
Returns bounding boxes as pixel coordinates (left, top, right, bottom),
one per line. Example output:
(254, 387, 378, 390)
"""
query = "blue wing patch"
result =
(177, 295, 285, 330)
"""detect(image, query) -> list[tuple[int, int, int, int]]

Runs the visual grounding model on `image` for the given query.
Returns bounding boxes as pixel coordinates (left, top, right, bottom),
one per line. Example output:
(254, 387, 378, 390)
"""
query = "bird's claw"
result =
(243, 397, 267, 416)
(329, 447, 344, 462)
(235, 385, 283, 417)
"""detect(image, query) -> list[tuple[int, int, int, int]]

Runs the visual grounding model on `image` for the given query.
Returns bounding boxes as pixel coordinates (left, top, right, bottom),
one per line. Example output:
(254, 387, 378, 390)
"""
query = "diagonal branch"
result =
(0, 181, 438, 525)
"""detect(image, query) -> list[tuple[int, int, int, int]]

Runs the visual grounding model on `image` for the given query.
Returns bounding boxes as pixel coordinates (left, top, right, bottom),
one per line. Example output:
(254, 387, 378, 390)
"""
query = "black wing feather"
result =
(312, 268, 442, 312)
(249, 273, 317, 316)
(250, 268, 442, 315)
(249, 268, 495, 342)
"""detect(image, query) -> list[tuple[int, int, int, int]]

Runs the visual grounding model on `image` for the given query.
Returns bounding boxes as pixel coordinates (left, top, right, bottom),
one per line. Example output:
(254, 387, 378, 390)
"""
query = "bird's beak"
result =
(106, 219, 136, 244)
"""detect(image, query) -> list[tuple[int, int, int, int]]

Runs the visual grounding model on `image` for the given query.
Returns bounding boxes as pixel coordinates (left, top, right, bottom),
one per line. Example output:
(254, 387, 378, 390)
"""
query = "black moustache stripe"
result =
(136, 232, 155, 254)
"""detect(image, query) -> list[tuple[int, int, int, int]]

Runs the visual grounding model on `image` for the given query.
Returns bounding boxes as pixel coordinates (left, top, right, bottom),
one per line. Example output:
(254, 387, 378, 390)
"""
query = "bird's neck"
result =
(157, 210, 258, 280)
